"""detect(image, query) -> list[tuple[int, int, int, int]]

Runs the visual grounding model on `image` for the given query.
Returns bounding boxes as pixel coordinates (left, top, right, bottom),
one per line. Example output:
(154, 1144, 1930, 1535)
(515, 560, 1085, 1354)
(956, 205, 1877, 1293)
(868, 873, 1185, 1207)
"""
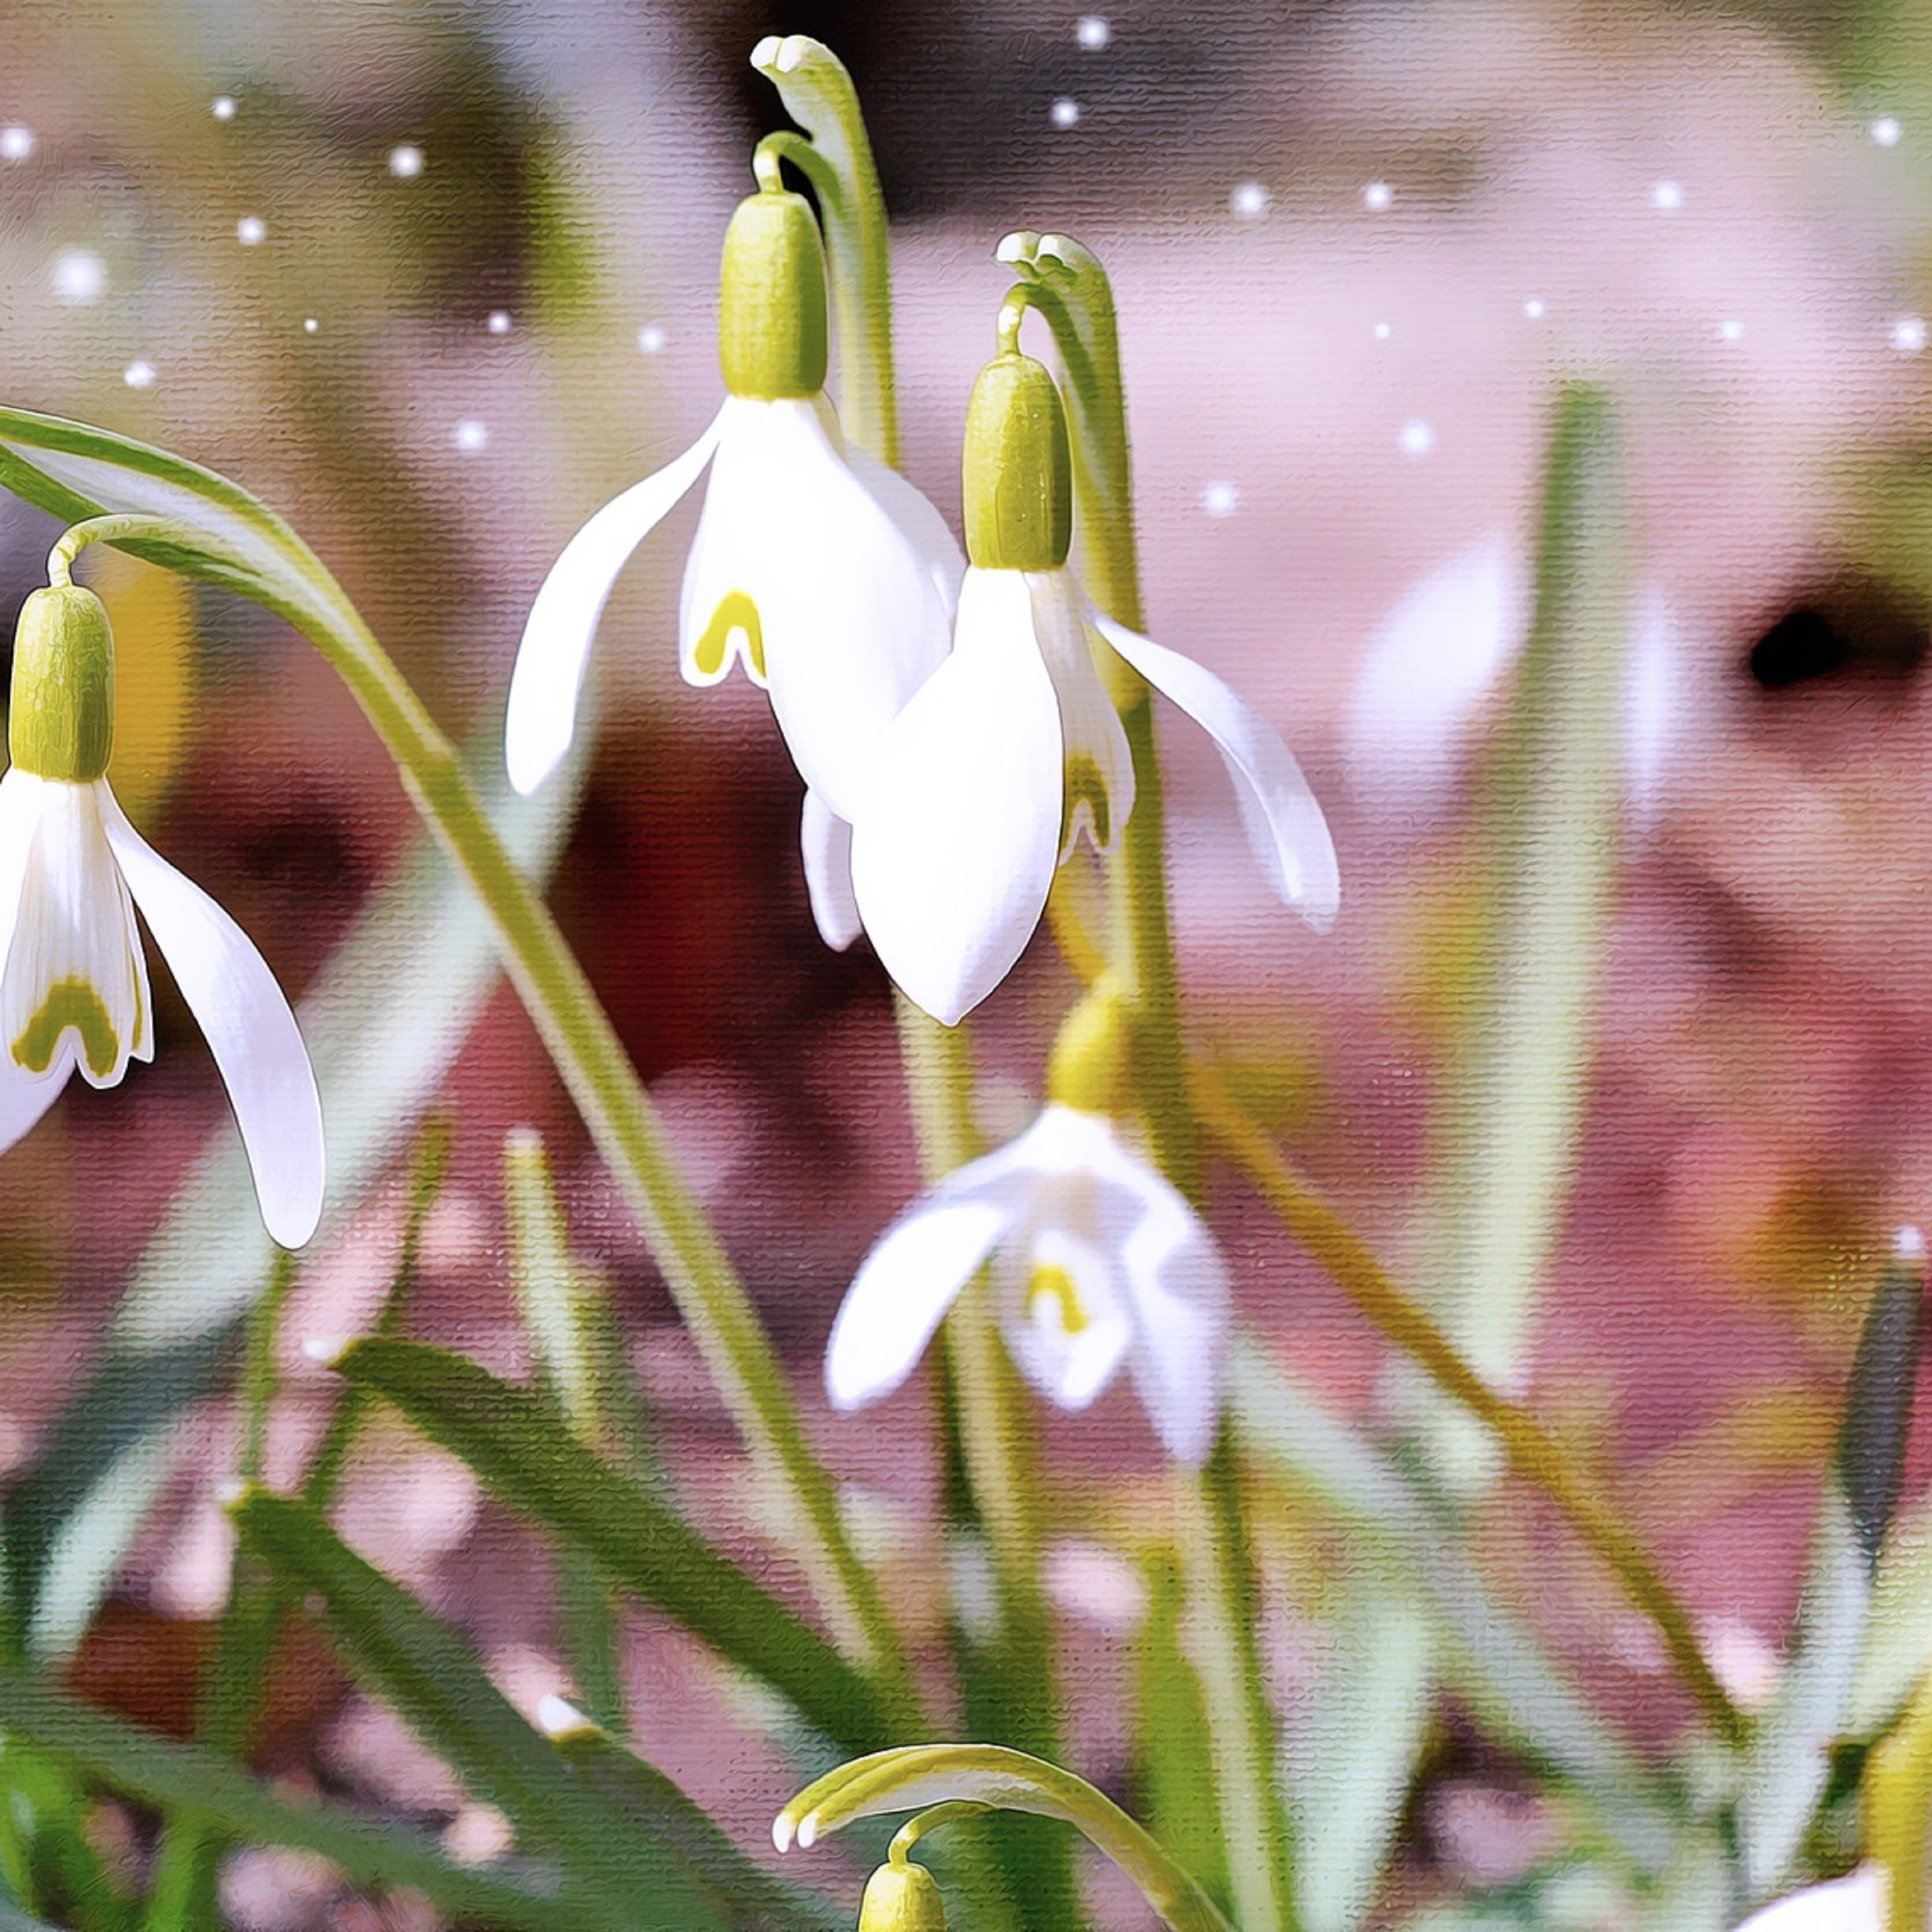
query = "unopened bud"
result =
(10, 583, 113, 782)
(858, 1859, 947, 1931)
(718, 189, 829, 400)
(961, 352, 1072, 571)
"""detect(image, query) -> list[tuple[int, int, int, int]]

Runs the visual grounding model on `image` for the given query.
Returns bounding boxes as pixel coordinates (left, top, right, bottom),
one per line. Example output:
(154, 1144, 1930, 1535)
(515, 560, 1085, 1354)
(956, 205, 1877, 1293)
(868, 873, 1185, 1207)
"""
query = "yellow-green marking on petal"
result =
(693, 591, 766, 681)
(1061, 752, 1113, 853)
(1028, 1263, 1090, 1336)
(13, 978, 118, 1079)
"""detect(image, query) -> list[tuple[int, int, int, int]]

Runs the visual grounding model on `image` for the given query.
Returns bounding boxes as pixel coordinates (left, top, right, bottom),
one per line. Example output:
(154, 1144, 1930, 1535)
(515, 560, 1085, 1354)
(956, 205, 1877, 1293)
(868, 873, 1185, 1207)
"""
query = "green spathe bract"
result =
(10, 583, 113, 782)
(718, 188, 829, 400)
(962, 352, 1072, 571)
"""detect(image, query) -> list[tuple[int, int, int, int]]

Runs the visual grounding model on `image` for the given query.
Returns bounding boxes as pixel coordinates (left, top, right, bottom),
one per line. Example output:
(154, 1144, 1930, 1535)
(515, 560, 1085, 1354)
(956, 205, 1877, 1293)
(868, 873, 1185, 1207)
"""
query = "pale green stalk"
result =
(1001, 231, 1296, 1932)
(1870, 1659, 1932, 1932)
(43, 511, 916, 1730)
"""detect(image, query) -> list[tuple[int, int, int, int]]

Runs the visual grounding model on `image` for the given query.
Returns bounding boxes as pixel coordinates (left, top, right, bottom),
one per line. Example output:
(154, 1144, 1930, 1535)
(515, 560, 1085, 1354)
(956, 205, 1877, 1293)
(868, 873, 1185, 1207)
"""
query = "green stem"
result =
(1002, 232, 1296, 1931)
(50, 513, 919, 1736)
(1871, 1660, 1932, 1932)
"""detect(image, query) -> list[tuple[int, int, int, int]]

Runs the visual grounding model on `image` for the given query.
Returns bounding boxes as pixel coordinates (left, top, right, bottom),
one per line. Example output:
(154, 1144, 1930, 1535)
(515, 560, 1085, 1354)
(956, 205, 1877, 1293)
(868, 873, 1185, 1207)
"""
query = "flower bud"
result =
(718, 188, 829, 400)
(961, 352, 1072, 572)
(858, 1859, 947, 1931)
(10, 583, 113, 782)
(1046, 976, 1135, 1116)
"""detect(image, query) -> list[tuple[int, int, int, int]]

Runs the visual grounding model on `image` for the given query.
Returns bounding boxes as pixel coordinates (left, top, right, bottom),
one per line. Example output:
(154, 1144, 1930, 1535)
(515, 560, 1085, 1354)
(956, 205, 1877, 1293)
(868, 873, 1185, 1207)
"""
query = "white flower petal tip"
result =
(1730, 1867, 1884, 1931)
(96, 789, 325, 1247)
(799, 791, 862, 952)
(299, 1334, 348, 1367)
(505, 416, 724, 796)
(536, 1694, 592, 1739)
(749, 34, 812, 76)
(1091, 611, 1340, 932)
(825, 1104, 1235, 1461)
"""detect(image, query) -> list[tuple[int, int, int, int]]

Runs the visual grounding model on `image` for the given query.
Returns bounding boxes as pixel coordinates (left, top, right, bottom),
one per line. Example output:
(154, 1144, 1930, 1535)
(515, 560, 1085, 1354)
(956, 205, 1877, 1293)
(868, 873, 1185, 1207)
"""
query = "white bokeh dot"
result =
(1718, 318, 1745, 343)
(236, 215, 266, 245)
(1050, 98, 1081, 129)
(636, 323, 667, 354)
(1893, 315, 1926, 354)
(50, 248, 106, 305)
(122, 359, 156, 390)
(1200, 481, 1240, 518)
(1075, 16, 1111, 50)
(1229, 180, 1271, 220)
(0, 126, 35, 162)
(1649, 179, 1683, 211)
(1872, 116, 1903, 147)
(211, 95, 236, 122)
(1372, 321, 1391, 340)
(453, 419, 489, 453)
(388, 144, 424, 180)
(1523, 298, 1546, 320)
(1398, 419, 1435, 457)
(302, 316, 319, 334)
(1363, 180, 1392, 212)
(487, 310, 512, 335)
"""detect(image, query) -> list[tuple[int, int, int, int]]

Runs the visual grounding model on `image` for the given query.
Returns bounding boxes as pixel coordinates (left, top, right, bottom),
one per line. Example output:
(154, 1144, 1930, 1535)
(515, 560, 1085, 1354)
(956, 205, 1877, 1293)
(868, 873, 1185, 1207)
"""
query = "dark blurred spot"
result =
(1747, 580, 1927, 691)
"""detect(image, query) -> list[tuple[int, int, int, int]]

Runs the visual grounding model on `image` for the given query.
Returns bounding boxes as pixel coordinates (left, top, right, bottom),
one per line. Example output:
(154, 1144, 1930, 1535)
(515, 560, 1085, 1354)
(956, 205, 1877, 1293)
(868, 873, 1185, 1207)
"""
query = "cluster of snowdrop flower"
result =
(502, 157, 1340, 1457)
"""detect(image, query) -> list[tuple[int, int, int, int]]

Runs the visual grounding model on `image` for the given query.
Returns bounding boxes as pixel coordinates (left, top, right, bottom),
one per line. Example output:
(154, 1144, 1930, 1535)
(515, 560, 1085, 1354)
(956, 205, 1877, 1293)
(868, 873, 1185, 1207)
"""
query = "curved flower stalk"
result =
(1343, 531, 1689, 819)
(825, 1075, 1233, 1464)
(505, 178, 962, 852)
(849, 348, 1337, 1027)
(0, 575, 324, 1247)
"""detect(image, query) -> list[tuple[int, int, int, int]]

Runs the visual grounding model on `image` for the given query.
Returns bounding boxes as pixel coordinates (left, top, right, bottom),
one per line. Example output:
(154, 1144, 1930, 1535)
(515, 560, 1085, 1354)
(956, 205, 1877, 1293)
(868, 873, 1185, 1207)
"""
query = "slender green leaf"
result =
(1738, 1232, 1926, 1896)
(0, 1666, 580, 1929)
(1133, 1552, 1229, 1906)
(329, 1337, 889, 1754)
(230, 1492, 735, 1927)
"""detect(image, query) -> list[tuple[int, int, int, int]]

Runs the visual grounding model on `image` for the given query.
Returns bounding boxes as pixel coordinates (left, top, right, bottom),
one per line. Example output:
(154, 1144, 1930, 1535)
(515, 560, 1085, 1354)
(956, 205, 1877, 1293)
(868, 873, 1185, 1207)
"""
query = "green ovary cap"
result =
(10, 584, 114, 782)
(961, 352, 1072, 571)
(859, 1861, 947, 1932)
(1046, 975, 1135, 1115)
(717, 188, 829, 399)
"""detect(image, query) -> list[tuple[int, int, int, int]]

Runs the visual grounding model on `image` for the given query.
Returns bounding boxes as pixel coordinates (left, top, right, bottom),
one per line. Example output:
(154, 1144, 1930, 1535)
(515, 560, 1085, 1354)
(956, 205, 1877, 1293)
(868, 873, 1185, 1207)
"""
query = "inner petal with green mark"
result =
(1061, 752, 1115, 856)
(13, 976, 118, 1080)
(692, 590, 767, 682)
(1028, 1262, 1091, 1337)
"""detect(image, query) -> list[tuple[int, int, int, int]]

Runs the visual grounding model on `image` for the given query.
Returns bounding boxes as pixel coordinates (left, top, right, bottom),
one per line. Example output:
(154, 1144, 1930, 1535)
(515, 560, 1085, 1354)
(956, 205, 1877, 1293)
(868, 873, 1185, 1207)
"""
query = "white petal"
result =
(1731, 1868, 1884, 1932)
(846, 446, 967, 620)
(1029, 571, 1135, 856)
(682, 399, 956, 820)
(1343, 535, 1526, 811)
(848, 570, 1064, 1025)
(506, 411, 724, 795)
(1625, 581, 1685, 821)
(0, 1060, 71, 1157)
(827, 1199, 1011, 1410)
(100, 790, 325, 1247)
(799, 791, 862, 952)
(998, 1224, 1133, 1412)
(1092, 611, 1340, 931)
(0, 777, 149, 1088)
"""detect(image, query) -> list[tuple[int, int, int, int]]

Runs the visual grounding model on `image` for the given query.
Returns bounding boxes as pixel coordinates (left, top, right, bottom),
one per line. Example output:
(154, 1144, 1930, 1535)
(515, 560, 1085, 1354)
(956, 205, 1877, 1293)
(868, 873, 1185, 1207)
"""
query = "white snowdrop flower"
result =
(50, 250, 106, 306)
(827, 1101, 1233, 1465)
(849, 352, 1336, 1026)
(506, 185, 961, 868)
(0, 584, 324, 1246)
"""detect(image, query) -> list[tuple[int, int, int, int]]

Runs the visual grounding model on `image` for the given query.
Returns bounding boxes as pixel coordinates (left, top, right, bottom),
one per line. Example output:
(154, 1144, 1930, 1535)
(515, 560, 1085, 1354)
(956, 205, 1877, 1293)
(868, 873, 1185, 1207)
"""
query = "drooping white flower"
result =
(825, 1102, 1233, 1466)
(0, 583, 324, 1248)
(848, 350, 1338, 1027)
(1343, 533, 1689, 820)
(1732, 1867, 1889, 1931)
(505, 185, 961, 834)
